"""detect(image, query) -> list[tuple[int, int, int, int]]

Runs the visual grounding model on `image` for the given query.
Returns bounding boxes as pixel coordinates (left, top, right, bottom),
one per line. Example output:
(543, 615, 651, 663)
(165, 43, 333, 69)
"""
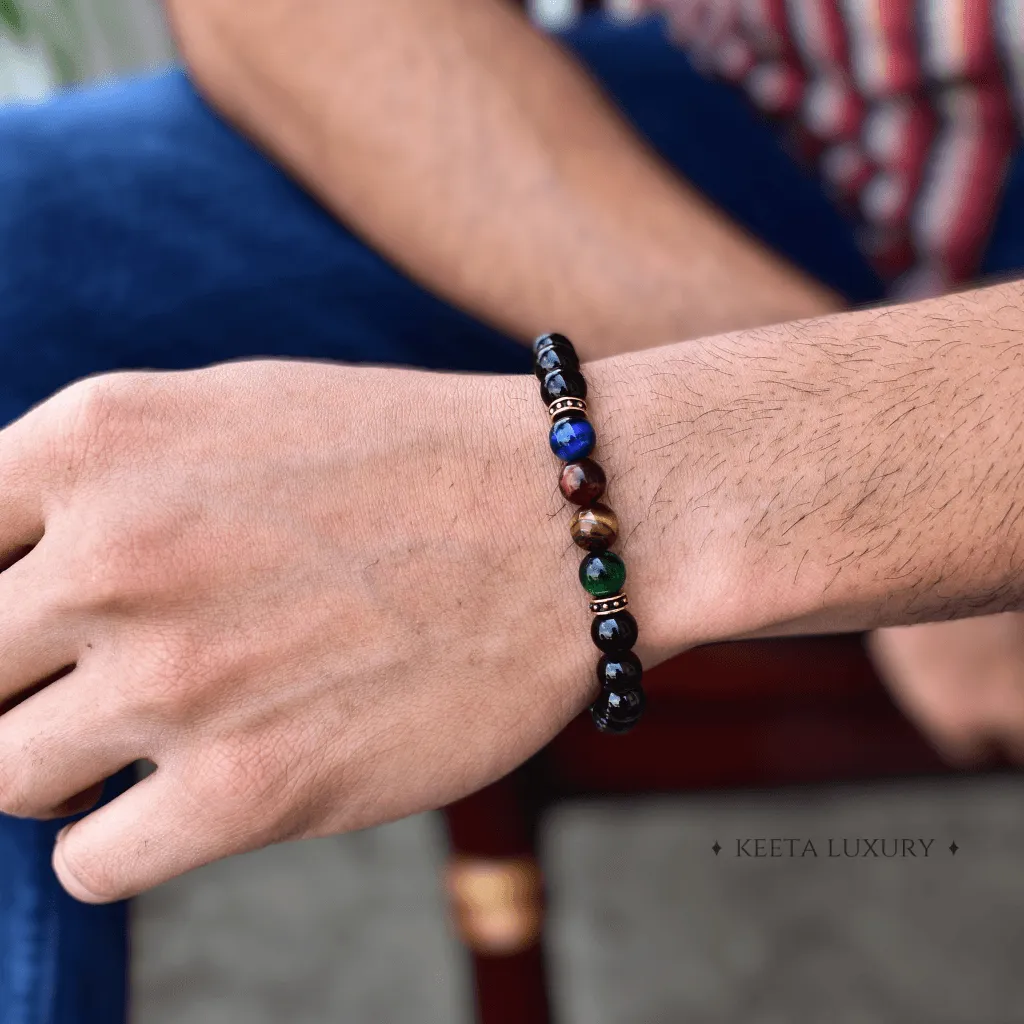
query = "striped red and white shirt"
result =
(552, 0, 1022, 297)
(649, 0, 1020, 295)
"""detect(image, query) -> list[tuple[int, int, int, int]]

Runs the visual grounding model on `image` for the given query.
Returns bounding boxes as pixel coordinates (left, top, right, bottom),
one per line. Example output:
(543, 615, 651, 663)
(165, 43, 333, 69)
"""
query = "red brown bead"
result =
(570, 502, 619, 551)
(559, 459, 607, 506)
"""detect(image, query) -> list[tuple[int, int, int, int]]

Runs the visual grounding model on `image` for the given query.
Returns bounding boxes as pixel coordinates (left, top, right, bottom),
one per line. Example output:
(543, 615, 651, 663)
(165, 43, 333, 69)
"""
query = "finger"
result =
(882, 691, 993, 766)
(0, 664, 146, 819)
(51, 783, 106, 821)
(925, 728, 997, 768)
(0, 404, 51, 562)
(0, 541, 81, 704)
(997, 737, 1024, 767)
(52, 769, 239, 904)
(986, 692, 1024, 767)
(897, 697, 998, 766)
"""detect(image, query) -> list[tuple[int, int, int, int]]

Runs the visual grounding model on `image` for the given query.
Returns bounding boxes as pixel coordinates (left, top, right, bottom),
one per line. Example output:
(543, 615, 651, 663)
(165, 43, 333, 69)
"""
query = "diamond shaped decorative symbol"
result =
(949, 841, 959, 856)
(712, 841, 722, 855)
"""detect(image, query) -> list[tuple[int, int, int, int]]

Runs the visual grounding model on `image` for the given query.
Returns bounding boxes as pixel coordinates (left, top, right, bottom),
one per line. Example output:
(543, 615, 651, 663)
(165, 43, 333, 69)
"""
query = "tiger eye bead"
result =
(540, 368, 587, 405)
(570, 502, 619, 551)
(597, 650, 644, 691)
(534, 340, 580, 380)
(579, 551, 626, 597)
(550, 415, 596, 461)
(559, 459, 606, 505)
(532, 332, 575, 357)
(591, 610, 639, 653)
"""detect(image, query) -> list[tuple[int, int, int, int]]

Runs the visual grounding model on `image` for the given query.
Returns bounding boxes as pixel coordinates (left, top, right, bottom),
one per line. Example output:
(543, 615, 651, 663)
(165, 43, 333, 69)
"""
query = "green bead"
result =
(578, 551, 626, 598)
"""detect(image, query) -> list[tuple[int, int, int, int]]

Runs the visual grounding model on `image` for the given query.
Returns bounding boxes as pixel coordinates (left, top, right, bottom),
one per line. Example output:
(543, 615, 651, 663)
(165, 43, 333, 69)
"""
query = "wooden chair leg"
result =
(443, 774, 553, 1024)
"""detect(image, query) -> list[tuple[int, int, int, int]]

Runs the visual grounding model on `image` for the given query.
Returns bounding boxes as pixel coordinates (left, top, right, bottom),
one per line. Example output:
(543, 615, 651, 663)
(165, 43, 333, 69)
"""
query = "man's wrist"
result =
(498, 353, 726, 675)
(580, 351, 736, 662)
(588, 284, 1024, 651)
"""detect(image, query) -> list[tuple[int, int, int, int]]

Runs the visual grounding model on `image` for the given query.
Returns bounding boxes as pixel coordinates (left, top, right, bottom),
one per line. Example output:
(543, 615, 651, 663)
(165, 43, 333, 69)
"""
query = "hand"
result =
(0, 360, 611, 903)
(868, 613, 1024, 764)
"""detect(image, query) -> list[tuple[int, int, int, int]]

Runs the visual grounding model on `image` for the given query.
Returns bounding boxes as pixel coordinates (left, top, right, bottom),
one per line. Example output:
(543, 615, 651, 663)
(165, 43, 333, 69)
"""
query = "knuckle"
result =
(64, 530, 139, 613)
(65, 521, 171, 616)
(51, 373, 154, 481)
(201, 734, 284, 805)
(61, 505, 202, 623)
(61, 375, 125, 452)
(191, 732, 313, 841)
(118, 634, 208, 722)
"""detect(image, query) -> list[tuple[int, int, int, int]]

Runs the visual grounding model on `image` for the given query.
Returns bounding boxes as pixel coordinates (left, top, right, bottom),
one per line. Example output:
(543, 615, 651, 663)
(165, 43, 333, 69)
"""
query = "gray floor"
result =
(134, 774, 1024, 1024)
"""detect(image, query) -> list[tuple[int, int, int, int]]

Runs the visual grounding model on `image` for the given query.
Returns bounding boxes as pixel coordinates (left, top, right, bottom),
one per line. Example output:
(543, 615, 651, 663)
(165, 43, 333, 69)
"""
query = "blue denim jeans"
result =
(1, 14, 1023, 1024)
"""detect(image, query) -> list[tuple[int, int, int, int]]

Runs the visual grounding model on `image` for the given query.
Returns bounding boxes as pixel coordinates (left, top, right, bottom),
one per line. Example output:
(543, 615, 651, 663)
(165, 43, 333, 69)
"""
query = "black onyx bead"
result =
(533, 340, 580, 380)
(591, 687, 646, 735)
(532, 332, 575, 357)
(540, 368, 587, 405)
(591, 611, 639, 654)
(597, 650, 644, 690)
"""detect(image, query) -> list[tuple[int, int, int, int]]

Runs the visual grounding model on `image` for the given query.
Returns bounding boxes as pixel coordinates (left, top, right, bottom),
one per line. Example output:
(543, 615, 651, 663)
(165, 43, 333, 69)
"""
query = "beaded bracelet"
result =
(532, 332, 645, 735)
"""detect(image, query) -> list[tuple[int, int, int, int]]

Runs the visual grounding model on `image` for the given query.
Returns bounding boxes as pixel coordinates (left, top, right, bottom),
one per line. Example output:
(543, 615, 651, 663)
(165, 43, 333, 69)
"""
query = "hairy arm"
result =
(163, 0, 838, 361)
(534, 281, 1024, 658)
(6, 277, 1024, 905)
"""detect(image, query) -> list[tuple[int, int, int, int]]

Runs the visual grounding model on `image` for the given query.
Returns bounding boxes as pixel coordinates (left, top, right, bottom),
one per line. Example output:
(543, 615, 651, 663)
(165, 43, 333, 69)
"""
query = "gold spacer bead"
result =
(590, 592, 629, 615)
(548, 397, 588, 420)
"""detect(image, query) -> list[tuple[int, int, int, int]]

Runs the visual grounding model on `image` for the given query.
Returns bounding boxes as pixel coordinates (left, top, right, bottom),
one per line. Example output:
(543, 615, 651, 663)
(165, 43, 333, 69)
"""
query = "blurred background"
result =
(0, 0, 635, 99)
(3, 2, 1024, 1022)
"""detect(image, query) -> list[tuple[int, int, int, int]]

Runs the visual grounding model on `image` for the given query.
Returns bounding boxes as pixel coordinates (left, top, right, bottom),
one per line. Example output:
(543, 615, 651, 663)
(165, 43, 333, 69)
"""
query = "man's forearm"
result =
(165, 0, 838, 361)
(530, 281, 1024, 661)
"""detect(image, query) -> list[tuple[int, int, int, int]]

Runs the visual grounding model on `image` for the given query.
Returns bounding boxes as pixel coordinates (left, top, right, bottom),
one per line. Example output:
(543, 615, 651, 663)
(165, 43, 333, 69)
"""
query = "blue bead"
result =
(549, 416, 595, 461)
